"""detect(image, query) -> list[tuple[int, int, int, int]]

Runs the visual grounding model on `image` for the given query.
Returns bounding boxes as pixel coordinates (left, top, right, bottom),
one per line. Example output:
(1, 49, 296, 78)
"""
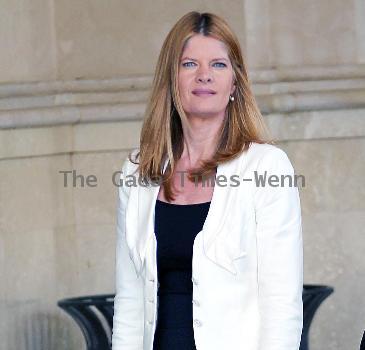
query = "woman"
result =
(112, 11, 303, 350)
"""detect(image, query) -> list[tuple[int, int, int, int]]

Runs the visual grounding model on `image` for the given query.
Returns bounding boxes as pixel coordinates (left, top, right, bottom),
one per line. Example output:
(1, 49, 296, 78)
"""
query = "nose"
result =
(196, 65, 213, 83)
(197, 76, 212, 83)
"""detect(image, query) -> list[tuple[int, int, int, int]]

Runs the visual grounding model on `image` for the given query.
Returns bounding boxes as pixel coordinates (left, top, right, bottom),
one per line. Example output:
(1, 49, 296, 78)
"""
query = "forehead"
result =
(181, 34, 229, 58)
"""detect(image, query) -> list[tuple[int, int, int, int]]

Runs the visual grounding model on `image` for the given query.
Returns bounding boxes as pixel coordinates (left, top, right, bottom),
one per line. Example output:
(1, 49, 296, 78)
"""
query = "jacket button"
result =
(193, 319, 202, 327)
(147, 320, 153, 325)
(149, 278, 155, 282)
(148, 298, 154, 303)
(192, 299, 200, 307)
(191, 277, 198, 285)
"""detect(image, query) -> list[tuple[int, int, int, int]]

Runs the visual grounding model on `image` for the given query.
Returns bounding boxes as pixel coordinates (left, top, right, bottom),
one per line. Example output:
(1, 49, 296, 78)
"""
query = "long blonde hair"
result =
(128, 11, 274, 202)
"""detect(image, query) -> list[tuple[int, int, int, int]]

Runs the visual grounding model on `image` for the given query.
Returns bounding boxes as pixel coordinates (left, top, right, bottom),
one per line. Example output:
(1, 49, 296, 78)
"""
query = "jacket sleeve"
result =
(253, 147, 303, 350)
(111, 157, 144, 350)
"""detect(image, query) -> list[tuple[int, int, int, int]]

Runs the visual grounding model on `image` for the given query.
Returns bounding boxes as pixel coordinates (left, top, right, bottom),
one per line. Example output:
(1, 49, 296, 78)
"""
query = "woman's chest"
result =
(157, 167, 216, 204)
(154, 199, 211, 269)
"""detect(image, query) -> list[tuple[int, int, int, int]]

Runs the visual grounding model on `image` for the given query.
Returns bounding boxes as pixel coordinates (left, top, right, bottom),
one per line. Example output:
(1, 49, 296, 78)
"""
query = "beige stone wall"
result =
(244, 0, 359, 67)
(1, 1, 365, 350)
(1, 0, 364, 83)
(0, 0, 57, 83)
(0, 122, 140, 349)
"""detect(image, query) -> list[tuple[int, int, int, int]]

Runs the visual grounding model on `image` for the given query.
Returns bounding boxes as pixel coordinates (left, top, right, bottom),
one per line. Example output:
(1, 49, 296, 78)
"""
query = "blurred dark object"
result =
(58, 294, 114, 350)
(300, 284, 334, 350)
(58, 284, 334, 350)
(360, 330, 365, 350)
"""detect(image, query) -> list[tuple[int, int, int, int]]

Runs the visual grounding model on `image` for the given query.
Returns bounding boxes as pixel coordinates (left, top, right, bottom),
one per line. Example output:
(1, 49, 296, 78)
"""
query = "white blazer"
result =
(112, 141, 303, 350)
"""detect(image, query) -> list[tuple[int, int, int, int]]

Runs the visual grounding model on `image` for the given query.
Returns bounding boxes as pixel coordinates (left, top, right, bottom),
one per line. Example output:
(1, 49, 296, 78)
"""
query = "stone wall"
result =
(0, 1, 364, 350)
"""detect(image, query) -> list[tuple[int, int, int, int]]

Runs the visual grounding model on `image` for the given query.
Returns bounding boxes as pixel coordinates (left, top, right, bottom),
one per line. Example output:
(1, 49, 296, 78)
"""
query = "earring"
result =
(229, 95, 235, 101)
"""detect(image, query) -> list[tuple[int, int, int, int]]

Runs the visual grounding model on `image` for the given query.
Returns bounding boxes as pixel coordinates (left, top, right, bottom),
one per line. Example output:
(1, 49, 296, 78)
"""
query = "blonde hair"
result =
(128, 11, 274, 202)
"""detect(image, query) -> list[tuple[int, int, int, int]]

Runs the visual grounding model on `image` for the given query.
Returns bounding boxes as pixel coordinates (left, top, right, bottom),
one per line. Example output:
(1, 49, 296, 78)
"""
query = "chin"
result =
(186, 110, 221, 118)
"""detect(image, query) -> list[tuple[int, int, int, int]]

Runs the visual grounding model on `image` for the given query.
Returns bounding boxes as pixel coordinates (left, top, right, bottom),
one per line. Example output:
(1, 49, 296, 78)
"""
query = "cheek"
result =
(178, 74, 189, 89)
(178, 75, 192, 101)
(222, 75, 234, 92)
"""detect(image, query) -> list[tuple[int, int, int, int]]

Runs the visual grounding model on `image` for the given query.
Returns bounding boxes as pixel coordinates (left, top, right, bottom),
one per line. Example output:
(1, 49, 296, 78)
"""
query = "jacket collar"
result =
(125, 148, 250, 277)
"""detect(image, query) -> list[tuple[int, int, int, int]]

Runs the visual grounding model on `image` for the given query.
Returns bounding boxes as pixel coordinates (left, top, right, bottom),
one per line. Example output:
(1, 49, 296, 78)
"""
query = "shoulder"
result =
(121, 147, 140, 176)
(245, 142, 294, 173)
(117, 148, 140, 196)
(248, 141, 289, 160)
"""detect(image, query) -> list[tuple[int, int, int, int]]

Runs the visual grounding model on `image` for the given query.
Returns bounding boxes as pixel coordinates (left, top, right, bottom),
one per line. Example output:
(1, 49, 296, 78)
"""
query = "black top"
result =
(152, 199, 211, 350)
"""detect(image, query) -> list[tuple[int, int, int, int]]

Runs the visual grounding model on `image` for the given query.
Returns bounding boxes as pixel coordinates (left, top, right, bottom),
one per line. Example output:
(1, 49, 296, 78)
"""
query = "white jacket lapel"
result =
(125, 149, 249, 277)
(201, 153, 249, 275)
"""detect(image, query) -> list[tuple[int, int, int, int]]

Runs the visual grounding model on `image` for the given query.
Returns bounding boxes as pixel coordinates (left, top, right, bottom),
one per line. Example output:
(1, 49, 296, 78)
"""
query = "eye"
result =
(213, 62, 227, 68)
(182, 61, 196, 67)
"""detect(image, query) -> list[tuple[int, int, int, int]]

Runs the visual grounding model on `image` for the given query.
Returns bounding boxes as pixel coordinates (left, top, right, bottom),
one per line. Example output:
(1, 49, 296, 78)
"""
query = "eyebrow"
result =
(180, 56, 229, 62)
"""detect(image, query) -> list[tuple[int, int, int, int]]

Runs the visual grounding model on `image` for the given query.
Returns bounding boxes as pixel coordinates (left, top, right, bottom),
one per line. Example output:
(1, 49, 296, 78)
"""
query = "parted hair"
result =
(127, 11, 274, 202)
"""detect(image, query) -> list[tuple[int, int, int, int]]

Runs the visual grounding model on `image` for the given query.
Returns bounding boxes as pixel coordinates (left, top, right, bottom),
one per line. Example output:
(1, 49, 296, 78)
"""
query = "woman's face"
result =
(178, 34, 236, 119)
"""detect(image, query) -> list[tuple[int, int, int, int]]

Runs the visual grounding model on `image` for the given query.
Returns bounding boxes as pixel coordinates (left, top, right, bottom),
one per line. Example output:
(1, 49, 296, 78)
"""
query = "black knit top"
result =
(152, 199, 211, 350)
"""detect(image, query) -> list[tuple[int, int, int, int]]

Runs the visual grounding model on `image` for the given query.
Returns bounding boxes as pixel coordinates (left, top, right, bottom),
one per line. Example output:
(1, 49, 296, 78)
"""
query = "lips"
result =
(192, 89, 216, 96)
